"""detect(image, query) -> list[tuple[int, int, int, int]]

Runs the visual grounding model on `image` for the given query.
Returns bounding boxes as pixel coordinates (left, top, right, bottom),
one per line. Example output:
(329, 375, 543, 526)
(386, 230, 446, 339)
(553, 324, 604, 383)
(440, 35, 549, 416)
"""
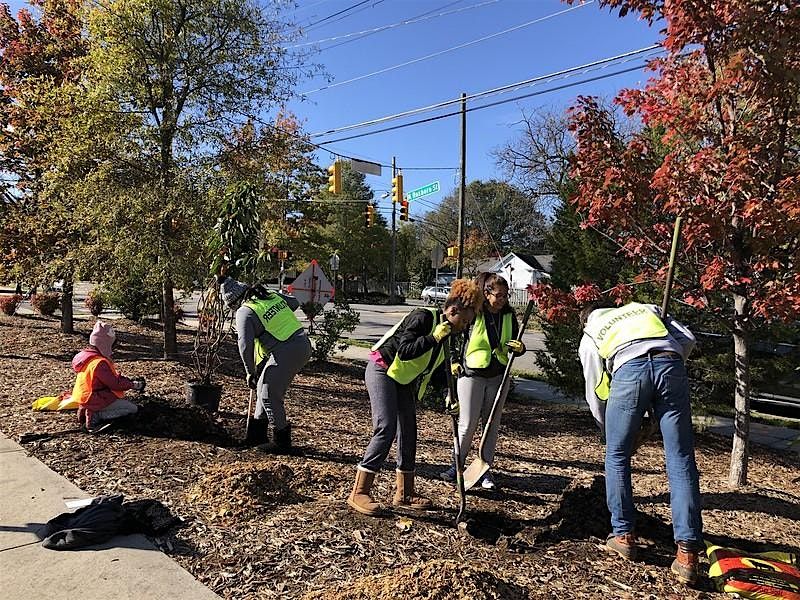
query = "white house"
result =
(488, 252, 552, 290)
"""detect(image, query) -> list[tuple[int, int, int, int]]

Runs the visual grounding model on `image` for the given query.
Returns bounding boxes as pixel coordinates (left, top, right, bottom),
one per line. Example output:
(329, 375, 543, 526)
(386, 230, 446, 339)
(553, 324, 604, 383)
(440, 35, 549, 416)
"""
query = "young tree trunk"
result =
(60, 279, 74, 334)
(163, 278, 177, 359)
(728, 292, 751, 488)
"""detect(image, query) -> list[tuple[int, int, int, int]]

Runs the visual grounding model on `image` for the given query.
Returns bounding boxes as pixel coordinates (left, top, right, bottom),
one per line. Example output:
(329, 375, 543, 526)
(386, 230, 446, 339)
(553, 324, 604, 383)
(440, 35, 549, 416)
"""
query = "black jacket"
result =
(377, 308, 447, 390)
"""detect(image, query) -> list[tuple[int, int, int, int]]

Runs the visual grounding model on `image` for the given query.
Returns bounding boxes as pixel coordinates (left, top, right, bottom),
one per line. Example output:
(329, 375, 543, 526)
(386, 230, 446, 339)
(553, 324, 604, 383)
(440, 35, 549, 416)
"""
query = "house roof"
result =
(533, 254, 553, 273)
(508, 252, 548, 272)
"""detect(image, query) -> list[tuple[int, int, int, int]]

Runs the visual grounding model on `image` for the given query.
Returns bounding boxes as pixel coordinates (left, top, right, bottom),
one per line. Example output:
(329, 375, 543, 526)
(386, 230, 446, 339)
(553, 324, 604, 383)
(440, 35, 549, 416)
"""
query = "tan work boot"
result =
(347, 467, 384, 517)
(392, 470, 433, 510)
(671, 542, 700, 585)
(606, 533, 637, 560)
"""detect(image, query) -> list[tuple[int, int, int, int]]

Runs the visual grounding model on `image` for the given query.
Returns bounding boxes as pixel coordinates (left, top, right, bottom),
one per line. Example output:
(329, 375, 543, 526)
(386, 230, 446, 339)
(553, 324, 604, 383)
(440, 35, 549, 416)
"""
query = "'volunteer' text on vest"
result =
(583, 303, 669, 400)
(371, 307, 446, 399)
(245, 295, 303, 367)
(465, 312, 513, 368)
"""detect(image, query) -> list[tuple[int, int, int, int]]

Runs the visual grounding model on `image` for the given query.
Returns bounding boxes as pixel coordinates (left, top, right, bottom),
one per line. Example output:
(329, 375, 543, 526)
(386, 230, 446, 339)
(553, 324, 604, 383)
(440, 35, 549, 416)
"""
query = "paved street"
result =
(319, 300, 545, 375)
(3, 284, 545, 375)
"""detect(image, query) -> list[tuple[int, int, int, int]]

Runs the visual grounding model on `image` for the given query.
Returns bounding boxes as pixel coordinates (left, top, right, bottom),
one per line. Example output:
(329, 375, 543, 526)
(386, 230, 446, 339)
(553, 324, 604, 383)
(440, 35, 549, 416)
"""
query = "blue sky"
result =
(286, 0, 663, 219)
(5, 0, 663, 219)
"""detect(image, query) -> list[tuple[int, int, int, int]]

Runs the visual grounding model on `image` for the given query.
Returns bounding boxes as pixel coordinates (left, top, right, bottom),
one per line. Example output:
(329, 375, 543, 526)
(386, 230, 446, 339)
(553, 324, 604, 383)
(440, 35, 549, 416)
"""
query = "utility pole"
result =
(457, 92, 466, 278)
(390, 156, 397, 303)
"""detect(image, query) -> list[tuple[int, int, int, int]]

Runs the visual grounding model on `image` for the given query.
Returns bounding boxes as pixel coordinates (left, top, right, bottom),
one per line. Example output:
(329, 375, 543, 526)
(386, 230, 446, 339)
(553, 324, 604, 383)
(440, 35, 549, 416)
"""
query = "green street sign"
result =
(406, 181, 440, 201)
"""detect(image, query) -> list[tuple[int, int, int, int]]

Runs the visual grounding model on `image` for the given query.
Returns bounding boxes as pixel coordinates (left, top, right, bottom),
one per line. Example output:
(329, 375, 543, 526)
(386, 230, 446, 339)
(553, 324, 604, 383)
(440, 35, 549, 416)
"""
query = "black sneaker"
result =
(439, 465, 457, 483)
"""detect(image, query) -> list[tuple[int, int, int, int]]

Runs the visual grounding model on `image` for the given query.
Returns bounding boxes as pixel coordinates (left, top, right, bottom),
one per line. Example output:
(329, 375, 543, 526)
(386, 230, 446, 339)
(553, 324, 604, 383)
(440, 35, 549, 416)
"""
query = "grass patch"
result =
(341, 337, 372, 349)
(511, 369, 546, 381)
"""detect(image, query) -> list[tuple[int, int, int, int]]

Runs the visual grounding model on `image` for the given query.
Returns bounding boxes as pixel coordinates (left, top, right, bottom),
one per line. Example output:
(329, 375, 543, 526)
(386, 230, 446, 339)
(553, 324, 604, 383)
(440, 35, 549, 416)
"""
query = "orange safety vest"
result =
(72, 356, 125, 406)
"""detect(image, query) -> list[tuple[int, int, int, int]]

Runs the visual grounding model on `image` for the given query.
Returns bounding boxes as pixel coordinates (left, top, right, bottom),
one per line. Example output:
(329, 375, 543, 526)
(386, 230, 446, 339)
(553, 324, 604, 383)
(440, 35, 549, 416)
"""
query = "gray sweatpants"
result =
(254, 333, 312, 429)
(359, 360, 417, 472)
(96, 398, 138, 421)
(455, 374, 510, 466)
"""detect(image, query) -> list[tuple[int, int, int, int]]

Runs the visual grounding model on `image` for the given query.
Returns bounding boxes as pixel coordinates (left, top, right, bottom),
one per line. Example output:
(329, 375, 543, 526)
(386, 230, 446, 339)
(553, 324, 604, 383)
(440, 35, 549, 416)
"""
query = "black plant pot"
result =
(186, 381, 222, 412)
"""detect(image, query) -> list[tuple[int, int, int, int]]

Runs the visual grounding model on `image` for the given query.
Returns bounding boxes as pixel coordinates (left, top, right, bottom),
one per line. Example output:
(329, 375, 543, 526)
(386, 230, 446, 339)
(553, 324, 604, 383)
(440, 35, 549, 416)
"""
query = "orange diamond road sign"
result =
(286, 259, 334, 305)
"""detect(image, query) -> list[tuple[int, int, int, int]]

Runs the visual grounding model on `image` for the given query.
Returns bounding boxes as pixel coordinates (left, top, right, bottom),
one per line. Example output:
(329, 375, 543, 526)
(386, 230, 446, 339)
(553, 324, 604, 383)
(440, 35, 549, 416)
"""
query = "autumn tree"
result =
(82, 0, 312, 357)
(214, 113, 326, 282)
(566, 0, 800, 487)
(0, 0, 87, 332)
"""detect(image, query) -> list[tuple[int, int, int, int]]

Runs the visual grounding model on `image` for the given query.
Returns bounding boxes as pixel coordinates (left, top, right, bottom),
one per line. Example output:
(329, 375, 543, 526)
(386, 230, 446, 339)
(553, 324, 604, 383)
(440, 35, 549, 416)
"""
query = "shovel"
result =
(463, 299, 536, 491)
(634, 216, 684, 451)
(444, 336, 466, 525)
(245, 388, 255, 441)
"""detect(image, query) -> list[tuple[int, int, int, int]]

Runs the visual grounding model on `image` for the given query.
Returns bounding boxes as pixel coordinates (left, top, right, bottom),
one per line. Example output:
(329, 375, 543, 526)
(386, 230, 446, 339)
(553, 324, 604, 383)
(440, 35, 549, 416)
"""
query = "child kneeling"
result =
(73, 321, 144, 431)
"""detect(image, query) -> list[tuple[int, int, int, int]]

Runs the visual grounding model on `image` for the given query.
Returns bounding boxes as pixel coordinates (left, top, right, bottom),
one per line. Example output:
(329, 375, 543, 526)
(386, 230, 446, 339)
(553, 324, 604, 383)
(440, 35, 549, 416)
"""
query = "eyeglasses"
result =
(486, 290, 508, 299)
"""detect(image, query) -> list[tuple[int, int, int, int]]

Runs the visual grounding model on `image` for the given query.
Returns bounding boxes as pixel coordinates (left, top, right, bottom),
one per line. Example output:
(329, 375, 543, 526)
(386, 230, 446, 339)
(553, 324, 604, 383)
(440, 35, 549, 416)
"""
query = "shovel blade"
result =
(463, 458, 489, 491)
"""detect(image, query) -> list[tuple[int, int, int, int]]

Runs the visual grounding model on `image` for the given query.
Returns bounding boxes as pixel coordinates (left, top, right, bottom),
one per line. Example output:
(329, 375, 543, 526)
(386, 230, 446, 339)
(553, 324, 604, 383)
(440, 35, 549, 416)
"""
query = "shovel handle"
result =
(660, 216, 683, 318)
(444, 336, 466, 524)
(478, 299, 536, 448)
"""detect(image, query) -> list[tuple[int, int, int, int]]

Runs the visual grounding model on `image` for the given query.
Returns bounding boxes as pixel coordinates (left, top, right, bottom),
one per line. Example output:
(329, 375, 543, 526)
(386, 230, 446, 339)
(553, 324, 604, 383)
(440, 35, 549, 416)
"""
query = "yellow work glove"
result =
(444, 391, 459, 415)
(432, 322, 451, 342)
(450, 362, 462, 377)
(506, 339, 526, 356)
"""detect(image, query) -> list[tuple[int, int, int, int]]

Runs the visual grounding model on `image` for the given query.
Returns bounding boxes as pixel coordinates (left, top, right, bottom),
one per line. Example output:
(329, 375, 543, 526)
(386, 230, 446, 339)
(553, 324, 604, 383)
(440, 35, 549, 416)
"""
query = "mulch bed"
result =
(1, 314, 799, 599)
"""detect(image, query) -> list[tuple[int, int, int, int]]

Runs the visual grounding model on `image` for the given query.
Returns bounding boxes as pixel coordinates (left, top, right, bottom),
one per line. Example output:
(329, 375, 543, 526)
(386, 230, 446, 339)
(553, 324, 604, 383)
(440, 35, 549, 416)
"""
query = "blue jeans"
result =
(605, 355, 703, 545)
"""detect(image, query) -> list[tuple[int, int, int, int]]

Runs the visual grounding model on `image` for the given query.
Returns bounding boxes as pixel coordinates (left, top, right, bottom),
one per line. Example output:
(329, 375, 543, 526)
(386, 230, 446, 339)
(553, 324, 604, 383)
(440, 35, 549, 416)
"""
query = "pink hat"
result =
(89, 321, 116, 358)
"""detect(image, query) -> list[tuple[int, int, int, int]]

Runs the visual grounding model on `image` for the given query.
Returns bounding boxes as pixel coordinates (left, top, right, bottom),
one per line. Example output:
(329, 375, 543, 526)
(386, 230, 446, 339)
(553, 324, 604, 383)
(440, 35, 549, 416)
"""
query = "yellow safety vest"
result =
(583, 303, 669, 400)
(244, 295, 303, 367)
(465, 311, 513, 368)
(371, 307, 445, 399)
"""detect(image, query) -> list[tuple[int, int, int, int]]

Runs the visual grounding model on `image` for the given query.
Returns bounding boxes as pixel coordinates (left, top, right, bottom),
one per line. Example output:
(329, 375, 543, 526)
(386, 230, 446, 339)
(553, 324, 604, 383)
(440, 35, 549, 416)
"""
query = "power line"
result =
(317, 61, 652, 144)
(292, 0, 495, 49)
(301, 1, 594, 95)
(310, 44, 660, 138)
(303, 0, 375, 29)
(319, 0, 469, 52)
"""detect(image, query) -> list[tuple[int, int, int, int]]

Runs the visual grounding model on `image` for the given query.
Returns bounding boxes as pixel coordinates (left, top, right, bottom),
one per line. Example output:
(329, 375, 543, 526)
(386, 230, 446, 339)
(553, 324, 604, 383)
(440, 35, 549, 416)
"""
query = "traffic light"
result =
(399, 199, 409, 221)
(327, 160, 342, 194)
(364, 203, 375, 227)
(391, 173, 403, 204)
(446, 245, 459, 258)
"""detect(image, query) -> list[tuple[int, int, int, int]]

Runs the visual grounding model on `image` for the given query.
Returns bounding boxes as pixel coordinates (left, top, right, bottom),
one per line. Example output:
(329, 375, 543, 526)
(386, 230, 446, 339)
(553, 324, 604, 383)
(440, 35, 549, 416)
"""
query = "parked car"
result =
(421, 285, 450, 304)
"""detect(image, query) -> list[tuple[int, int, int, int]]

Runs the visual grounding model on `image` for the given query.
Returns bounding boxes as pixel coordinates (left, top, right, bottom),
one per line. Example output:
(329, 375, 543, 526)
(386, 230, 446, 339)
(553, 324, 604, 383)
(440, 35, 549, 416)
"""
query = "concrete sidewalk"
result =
(334, 344, 800, 455)
(0, 434, 220, 600)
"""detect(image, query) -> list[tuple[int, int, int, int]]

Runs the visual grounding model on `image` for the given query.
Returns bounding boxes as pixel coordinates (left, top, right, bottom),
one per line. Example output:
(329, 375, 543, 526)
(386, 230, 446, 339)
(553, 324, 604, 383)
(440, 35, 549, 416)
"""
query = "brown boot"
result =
(671, 542, 700, 585)
(392, 470, 433, 510)
(606, 533, 637, 560)
(347, 467, 384, 517)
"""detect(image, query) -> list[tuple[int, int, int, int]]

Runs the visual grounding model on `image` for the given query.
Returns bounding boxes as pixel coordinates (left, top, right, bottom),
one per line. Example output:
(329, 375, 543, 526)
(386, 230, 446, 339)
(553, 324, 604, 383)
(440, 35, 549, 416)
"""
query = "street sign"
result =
(286, 260, 334, 304)
(350, 159, 382, 177)
(431, 246, 444, 268)
(406, 181, 440, 202)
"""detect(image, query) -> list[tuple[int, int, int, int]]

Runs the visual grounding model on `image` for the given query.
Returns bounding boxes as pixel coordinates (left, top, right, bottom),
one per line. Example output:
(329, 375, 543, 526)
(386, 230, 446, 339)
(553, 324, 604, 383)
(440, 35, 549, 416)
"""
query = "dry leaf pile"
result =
(303, 559, 528, 600)
(1, 314, 799, 599)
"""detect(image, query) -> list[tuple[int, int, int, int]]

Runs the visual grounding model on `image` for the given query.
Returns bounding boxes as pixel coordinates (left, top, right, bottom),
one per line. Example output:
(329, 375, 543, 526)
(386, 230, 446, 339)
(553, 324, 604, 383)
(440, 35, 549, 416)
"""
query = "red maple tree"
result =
(560, 0, 800, 486)
(0, 0, 85, 190)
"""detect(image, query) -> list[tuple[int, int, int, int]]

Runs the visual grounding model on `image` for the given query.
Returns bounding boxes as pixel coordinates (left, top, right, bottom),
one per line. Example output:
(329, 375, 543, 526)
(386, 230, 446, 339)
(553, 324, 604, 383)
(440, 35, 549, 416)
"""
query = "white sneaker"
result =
(480, 473, 496, 491)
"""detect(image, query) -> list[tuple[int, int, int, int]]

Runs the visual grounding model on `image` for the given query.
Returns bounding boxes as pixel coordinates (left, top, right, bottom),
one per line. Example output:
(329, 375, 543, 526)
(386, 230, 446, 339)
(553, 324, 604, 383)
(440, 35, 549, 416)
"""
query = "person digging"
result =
(578, 301, 703, 585)
(220, 276, 312, 454)
(347, 279, 483, 517)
